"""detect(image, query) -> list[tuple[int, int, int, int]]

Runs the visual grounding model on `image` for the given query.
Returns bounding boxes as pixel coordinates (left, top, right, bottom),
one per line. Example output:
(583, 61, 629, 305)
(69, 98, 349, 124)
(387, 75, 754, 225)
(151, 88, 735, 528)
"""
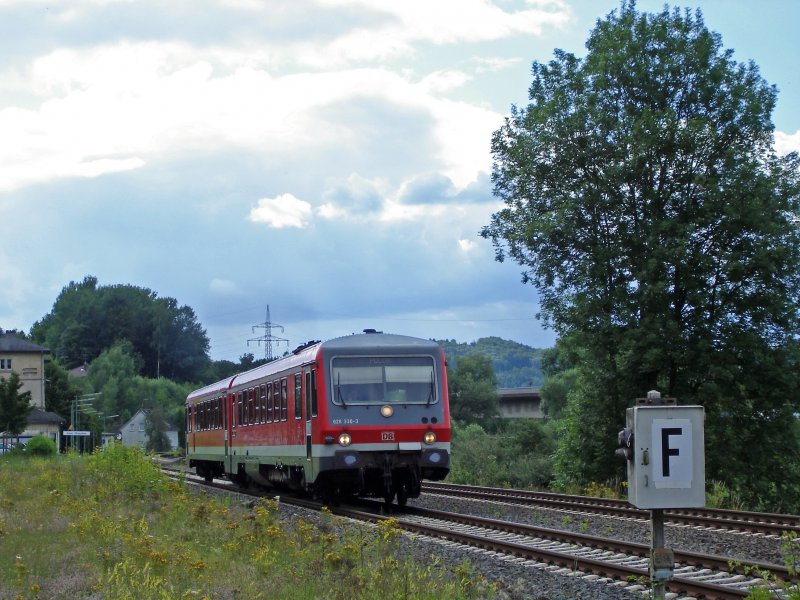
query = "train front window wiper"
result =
(336, 373, 347, 408)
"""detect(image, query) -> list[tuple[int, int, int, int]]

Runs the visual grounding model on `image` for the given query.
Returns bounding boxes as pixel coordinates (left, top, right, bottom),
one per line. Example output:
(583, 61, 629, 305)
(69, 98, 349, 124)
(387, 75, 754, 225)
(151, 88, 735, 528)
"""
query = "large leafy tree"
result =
(482, 2, 800, 509)
(31, 276, 211, 382)
(145, 406, 172, 453)
(0, 372, 33, 435)
(44, 360, 84, 418)
(447, 354, 500, 424)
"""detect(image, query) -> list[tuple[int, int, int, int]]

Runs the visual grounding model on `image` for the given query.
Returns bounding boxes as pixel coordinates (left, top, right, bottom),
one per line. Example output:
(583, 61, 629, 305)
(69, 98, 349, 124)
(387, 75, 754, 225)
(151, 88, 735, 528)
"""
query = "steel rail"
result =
(423, 482, 800, 536)
(331, 504, 756, 600)
(162, 469, 787, 599)
(396, 504, 795, 582)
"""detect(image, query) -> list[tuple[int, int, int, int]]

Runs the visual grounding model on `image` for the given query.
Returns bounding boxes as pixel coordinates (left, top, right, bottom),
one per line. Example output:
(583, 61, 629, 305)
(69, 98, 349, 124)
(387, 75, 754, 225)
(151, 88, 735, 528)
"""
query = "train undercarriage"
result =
(190, 448, 449, 506)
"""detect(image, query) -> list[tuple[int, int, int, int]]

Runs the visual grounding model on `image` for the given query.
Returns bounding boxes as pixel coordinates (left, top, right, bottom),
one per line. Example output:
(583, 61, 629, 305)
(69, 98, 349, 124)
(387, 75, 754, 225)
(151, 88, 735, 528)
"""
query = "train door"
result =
(189, 405, 195, 452)
(224, 393, 230, 458)
(304, 368, 317, 460)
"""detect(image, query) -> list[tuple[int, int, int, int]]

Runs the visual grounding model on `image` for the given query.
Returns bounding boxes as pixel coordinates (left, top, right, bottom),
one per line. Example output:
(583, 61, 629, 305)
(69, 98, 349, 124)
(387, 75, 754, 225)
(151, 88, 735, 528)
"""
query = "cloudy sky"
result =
(1, 0, 798, 361)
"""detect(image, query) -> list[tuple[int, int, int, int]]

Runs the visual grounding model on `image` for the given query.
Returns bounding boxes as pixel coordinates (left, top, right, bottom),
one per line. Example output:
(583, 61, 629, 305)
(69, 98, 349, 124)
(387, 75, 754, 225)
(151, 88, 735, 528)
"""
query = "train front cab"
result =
(311, 337, 451, 505)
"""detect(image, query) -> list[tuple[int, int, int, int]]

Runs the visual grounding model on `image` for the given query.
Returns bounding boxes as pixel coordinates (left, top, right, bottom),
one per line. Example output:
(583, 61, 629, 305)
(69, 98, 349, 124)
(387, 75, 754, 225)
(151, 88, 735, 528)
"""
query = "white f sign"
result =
(652, 419, 692, 488)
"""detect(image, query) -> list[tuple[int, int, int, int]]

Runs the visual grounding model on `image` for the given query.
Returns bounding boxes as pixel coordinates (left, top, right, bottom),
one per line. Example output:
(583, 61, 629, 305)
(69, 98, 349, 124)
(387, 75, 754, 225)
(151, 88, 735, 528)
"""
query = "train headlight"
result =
(338, 433, 352, 446)
(423, 431, 436, 445)
(380, 405, 393, 418)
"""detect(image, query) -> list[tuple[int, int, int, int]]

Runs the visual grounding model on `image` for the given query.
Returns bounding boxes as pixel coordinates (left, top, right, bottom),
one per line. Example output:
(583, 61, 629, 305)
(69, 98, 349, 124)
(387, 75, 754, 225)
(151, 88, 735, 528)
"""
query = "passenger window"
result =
(280, 379, 288, 421)
(266, 383, 273, 423)
(259, 385, 266, 423)
(294, 374, 302, 419)
(273, 380, 280, 421)
(237, 392, 243, 426)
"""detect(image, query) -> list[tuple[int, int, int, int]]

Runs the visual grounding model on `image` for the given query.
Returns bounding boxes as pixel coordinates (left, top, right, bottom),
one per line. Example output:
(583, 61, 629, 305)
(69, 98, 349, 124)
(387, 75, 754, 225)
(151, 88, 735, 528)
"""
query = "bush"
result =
(25, 435, 57, 456)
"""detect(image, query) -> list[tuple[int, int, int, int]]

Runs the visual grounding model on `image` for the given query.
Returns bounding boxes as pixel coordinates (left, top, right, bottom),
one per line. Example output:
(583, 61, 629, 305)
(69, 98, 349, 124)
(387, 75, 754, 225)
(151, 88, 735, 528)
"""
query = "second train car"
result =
(186, 330, 451, 505)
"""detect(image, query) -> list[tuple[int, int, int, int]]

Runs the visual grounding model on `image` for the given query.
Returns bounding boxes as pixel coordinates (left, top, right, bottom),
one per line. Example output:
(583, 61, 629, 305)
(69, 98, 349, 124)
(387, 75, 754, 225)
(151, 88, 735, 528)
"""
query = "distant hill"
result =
(437, 336, 547, 388)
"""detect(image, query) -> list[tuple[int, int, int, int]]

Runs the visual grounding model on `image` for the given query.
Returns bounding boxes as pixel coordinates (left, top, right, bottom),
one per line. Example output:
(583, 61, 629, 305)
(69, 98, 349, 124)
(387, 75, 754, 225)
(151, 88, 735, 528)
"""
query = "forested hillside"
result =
(437, 337, 546, 388)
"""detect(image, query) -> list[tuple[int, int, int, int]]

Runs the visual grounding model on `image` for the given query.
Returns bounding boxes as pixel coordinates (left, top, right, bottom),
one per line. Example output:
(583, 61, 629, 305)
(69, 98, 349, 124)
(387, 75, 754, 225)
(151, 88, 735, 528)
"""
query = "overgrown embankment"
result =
(0, 446, 491, 600)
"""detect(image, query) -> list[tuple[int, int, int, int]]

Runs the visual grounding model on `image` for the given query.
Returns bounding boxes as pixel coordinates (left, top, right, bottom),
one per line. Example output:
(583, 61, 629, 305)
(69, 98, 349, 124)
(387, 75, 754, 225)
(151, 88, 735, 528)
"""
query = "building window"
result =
(0, 358, 11, 370)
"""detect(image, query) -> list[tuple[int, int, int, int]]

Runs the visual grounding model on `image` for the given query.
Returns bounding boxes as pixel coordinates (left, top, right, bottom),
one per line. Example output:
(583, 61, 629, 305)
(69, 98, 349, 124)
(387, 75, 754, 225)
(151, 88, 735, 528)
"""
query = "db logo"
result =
(381, 432, 395, 441)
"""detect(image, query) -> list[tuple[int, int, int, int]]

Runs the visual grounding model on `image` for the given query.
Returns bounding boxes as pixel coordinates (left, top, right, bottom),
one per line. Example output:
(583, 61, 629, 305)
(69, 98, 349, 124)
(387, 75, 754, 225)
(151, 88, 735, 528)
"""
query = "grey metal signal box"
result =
(625, 404, 705, 509)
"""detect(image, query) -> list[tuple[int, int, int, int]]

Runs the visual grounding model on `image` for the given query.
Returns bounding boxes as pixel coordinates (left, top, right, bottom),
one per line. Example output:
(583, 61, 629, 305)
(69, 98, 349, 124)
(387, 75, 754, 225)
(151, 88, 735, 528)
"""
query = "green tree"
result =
(0, 372, 33, 435)
(44, 360, 84, 418)
(447, 354, 500, 424)
(482, 2, 800, 508)
(30, 275, 211, 382)
(145, 406, 171, 453)
(439, 337, 545, 387)
(88, 340, 143, 420)
(539, 338, 581, 420)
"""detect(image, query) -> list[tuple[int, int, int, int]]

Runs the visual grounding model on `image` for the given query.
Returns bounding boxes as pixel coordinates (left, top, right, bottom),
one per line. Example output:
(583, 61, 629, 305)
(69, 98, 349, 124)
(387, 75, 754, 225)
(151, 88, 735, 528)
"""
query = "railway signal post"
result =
(616, 390, 705, 600)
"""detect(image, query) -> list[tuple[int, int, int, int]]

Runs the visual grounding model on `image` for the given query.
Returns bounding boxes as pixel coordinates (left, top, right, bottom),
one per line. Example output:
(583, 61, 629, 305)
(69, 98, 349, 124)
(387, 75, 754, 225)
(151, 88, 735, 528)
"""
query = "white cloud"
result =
(249, 194, 313, 228)
(317, 203, 347, 220)
(419, 70, 472, 94)
(0, 37, 504, 194)
(304, 0, 570, 67)
(458, 239, 477, 253)
(209, 278, 243, 296)
(471, 56, 523, 74)
(776, 130, 800, 155)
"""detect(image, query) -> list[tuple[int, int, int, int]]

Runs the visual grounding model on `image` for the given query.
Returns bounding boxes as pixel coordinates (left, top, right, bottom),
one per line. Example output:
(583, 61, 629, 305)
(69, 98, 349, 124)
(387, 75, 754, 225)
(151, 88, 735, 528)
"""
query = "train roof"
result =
(186, 331, 441, 403)
(186, 375, 237, 402)
(321, 331, 441, 354)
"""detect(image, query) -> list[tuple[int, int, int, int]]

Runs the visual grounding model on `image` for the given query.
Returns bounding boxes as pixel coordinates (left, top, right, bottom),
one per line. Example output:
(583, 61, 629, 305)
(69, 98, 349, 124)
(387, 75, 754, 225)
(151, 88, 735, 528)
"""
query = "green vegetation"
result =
(0, 371, 32, 435)
(439, 337, 546, 388)
(0, 445, 493, 600)
(482, 1, 800, 512)
(24, 435, 57, 457)
(449, 420, 556, 490)
(30, 275, 210, 382)
(447, 354, 501, 424)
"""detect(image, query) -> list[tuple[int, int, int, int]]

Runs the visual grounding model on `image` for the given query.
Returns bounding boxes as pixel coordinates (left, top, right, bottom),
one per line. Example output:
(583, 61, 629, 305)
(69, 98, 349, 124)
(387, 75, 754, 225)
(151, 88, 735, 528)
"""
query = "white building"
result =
(115, 409, 179, 451)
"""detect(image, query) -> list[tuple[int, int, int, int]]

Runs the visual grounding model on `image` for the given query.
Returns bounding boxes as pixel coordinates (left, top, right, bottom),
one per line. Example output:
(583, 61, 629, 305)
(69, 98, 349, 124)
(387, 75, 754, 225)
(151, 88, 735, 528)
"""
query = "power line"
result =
(247, 305, 289, 361)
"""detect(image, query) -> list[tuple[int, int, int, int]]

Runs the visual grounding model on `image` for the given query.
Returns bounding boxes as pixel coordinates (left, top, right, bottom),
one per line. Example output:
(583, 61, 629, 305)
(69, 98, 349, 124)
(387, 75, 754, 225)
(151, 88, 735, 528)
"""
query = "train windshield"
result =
(331, 356, 437, 406)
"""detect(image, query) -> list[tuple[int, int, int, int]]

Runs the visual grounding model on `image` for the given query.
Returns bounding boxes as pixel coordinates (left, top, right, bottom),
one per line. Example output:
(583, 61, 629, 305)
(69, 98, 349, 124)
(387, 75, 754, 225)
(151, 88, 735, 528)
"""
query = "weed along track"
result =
(164, 466, 800, 599)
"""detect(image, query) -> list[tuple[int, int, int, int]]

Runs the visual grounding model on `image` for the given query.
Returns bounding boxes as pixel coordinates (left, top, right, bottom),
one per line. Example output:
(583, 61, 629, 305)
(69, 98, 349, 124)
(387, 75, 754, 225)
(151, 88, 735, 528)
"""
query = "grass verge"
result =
(0, 445, 492, 599)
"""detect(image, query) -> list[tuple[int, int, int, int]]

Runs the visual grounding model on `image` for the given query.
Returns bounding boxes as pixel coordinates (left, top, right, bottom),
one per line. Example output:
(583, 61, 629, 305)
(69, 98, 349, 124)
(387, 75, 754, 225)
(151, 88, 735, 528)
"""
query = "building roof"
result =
(69, 363, 89, 378)
(27, 407, 66, 425)
(0, 334, 49, 354)
(122, 408, 179, 432)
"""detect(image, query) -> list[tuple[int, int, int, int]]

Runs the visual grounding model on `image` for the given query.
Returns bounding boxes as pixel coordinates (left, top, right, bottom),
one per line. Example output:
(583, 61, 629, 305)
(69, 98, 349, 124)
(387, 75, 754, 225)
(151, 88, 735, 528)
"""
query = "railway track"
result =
(389, 504, 796, 600)
(162, 467, 798, 599)
(422, 481, 800, 537)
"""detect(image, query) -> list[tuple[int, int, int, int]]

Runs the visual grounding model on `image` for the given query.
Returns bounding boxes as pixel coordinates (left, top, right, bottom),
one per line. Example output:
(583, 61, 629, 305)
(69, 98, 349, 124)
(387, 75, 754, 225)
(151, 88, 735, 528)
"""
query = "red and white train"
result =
(186, 330, 451, 505)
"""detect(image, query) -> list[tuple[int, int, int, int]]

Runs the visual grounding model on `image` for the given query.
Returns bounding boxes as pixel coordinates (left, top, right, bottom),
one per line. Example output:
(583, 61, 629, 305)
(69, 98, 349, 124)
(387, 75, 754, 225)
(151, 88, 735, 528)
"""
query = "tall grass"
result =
(0, 445, 492, 599)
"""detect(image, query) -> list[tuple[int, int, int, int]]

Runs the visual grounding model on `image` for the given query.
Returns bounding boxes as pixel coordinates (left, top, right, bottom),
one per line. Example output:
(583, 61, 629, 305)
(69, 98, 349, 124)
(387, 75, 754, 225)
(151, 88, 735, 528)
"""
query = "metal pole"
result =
(650, 509, 672, 600)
